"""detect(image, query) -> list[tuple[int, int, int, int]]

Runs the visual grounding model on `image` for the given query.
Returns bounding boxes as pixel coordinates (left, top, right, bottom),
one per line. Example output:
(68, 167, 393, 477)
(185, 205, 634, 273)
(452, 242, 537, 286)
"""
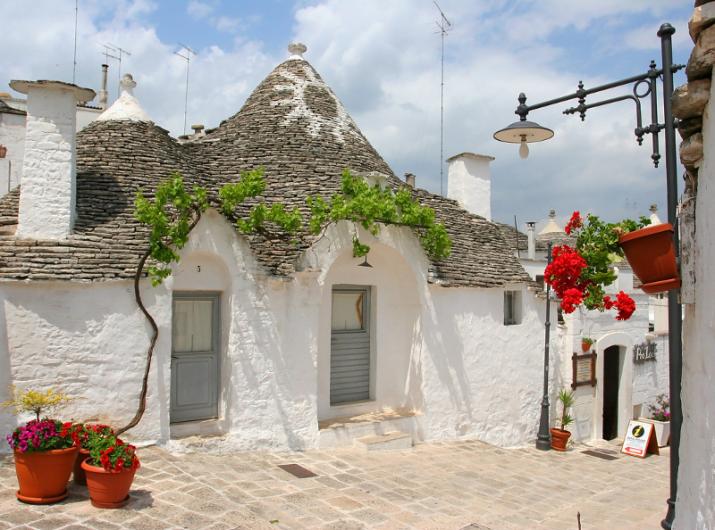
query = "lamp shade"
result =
(493, 120, 554, 144)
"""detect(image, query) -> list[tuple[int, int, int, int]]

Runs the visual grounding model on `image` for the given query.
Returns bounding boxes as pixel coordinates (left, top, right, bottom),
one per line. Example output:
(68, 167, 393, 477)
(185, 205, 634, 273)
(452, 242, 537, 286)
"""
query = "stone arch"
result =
(316, 233, 426, 423)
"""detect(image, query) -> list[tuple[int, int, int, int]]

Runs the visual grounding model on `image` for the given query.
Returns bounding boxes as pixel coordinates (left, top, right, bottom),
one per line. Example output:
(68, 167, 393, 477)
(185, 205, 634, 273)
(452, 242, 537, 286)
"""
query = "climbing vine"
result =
(121, 168, 450, 434)
(305, 170, 451, 259)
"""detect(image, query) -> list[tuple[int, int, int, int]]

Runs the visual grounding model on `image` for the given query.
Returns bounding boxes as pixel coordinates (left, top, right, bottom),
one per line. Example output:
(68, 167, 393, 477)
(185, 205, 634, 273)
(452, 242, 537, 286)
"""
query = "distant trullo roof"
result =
(0, 45, 529, 287)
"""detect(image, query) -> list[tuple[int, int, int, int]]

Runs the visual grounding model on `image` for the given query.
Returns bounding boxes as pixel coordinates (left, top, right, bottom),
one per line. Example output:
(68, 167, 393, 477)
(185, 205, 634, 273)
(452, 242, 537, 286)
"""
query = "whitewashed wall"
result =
(0, 112, 25, 196)
(675, 71, 715, 529)
(0, 211, 549, 451)
(0, 280, 167, 443)
(553, 292, 669, 442)
(419, 285, 546, 446)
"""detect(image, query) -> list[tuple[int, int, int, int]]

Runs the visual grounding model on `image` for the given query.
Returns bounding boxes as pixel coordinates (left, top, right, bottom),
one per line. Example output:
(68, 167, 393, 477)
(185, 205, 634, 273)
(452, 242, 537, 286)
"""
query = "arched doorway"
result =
(602, 345, 622, 440)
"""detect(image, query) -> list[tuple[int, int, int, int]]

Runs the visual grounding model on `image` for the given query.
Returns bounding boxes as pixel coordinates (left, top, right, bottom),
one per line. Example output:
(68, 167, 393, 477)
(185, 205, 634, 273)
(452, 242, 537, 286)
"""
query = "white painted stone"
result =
(355, 431, 412, 451)
(12, 81, 94, 239)
(0, 209, 552, 452)
(287, 42, 307, 61)
(675, 68, 715, 530)
(271, 62, 362, 143)
(97, 74, 151, 123)
(446, 152, 494, 220)
(0, 111, 25, 195)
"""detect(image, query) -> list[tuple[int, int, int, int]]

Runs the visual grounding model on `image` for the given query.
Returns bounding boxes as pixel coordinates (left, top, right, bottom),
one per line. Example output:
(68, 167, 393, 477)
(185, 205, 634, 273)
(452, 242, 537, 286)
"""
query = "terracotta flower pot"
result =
(581, 341, 592, 353)
(550, 428, 571, 452)
(13, 446, 78, 504)
(81, 459, 136, 509)
(73, 448, 91, 485)
(619, 223, 680, 294)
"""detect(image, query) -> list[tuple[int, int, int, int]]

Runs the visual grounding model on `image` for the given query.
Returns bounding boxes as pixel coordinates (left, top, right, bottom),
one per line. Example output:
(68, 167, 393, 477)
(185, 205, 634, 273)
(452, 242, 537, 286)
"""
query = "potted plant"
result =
(581, 337, 594, 352)
(2, 388, 77, 504)
(64, 423, 115, 485)
(545, 211, 653, 320)
(550, 389, 575, 451)
(81, 430, 140, 508)
(640, 394, 671, 447)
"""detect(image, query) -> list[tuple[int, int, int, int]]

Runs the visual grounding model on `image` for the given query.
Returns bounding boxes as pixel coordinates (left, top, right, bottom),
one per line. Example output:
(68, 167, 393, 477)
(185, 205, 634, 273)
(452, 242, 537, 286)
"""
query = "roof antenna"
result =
(175, 43, 197, 136)
(434, 0, 452, 197)
(104, 44, 132, 98)
(72, 0, 79, 83)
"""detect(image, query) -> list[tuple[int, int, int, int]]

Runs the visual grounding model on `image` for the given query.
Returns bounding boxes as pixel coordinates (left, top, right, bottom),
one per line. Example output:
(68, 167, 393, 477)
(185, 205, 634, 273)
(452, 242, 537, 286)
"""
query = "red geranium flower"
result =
(565, 211, 583, 235)
(614, 291, 636, 320)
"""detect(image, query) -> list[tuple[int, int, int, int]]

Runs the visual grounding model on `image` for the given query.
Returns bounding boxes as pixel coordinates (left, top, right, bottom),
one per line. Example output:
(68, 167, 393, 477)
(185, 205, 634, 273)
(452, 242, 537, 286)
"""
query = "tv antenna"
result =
(175, 43, 197, 136)
(434, 0, 451, 196)
(72, 0, 79, 83)
(105, 44, 132, 98)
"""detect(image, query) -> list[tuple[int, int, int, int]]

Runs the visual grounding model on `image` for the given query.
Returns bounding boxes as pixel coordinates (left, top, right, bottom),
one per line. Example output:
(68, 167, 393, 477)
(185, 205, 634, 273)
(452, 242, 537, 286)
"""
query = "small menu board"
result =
(621, 420, 660, 458)
(571, 352, 597, 390)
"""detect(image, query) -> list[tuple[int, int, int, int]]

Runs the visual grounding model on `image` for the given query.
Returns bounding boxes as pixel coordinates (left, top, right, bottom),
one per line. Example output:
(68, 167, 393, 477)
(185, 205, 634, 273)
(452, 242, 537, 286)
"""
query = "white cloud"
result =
(187, 0, 214, 19)
(0, 0, 693, 225)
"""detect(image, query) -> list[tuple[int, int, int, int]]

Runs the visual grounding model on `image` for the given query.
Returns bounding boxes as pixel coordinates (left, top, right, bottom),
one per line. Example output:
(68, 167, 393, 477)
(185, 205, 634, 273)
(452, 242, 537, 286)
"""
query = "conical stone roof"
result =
(0, 51, 530, 287)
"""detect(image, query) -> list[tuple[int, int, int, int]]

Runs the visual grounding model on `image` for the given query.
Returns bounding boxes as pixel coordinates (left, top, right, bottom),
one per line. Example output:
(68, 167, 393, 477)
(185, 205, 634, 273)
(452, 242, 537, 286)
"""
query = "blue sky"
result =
(0, 0, 696, 228)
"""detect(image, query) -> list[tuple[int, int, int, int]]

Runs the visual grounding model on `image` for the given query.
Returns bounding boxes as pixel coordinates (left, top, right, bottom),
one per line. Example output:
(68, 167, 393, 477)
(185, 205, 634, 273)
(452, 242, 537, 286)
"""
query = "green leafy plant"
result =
(581, 337, 594, 347)
(220, 167, 302, 235)
(556, 389, 575, 432)
(85, 430, 139, 472)
(545, 211, 650, 320)
(134, 173, 209, 286)
(305, 170, 451, 259)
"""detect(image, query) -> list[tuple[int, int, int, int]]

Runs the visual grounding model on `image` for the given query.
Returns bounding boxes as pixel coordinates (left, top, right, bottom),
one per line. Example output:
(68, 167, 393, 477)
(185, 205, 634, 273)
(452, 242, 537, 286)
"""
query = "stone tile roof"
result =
(497, 222, 576, 254)
(0, 58, 530, 287)
(0, 99, 26, 116)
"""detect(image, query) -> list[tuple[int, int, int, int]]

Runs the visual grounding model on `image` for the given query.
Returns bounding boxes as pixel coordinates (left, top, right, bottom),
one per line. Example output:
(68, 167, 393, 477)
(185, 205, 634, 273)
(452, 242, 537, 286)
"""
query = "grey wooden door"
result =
(171, 293, 220, 423)
(330, 287, 371, 405)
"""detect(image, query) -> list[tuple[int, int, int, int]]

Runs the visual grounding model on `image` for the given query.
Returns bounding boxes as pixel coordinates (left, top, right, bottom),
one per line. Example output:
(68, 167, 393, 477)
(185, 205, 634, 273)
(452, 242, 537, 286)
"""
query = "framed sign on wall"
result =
(571, 351, 597, 390)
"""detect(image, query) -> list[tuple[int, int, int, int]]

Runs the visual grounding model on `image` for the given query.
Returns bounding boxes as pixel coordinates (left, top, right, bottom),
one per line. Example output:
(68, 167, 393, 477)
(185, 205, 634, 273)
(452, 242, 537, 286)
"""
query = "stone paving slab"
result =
(0, 439, 669, 529)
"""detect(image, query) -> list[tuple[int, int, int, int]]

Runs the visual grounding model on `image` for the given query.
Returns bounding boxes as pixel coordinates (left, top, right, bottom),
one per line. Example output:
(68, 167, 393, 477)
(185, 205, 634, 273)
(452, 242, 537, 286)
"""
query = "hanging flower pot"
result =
(618, 223, 680, 294)
(13, 445, 78, 504)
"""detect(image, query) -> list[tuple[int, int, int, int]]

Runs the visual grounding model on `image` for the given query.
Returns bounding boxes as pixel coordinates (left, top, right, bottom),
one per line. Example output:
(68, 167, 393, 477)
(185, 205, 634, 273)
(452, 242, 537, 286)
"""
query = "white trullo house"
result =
(0, 45, 560, 451)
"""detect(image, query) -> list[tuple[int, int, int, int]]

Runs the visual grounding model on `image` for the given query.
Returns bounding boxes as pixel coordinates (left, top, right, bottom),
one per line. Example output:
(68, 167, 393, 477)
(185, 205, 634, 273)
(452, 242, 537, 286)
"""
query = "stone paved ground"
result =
(0, 439, 668, 530)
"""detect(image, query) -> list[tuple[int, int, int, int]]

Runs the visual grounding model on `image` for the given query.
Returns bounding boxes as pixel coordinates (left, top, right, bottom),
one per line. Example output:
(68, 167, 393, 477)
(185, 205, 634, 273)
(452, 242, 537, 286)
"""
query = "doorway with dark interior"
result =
(602, 345, 621, 440)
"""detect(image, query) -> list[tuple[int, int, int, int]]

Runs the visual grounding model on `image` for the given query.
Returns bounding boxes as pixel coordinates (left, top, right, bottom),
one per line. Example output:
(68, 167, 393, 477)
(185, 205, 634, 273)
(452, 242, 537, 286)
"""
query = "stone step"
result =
(355, 431, 413, 451)
(318, 410, 421, 449)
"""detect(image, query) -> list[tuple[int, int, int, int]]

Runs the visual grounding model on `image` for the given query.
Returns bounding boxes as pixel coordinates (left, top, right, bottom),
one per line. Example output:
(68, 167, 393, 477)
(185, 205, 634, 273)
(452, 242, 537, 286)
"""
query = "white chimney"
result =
(404, 172, 416, 188)
(526, 221, 536, 260)
(446, 152, 495, 220)
(10, 80, 95, 240)
(99, 64, 109, 110)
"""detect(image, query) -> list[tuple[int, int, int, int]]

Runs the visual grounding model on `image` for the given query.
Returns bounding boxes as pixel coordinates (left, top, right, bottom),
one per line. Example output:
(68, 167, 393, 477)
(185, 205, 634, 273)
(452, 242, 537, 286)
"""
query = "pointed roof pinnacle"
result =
(538, 209, 565, 236)
(287, 42, 307, 61)
(97, 73, 151, 123)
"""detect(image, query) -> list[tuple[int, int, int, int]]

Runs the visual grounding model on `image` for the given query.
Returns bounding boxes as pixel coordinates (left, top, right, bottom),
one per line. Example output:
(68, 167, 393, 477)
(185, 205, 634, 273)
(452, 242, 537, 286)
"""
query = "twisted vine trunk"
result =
(116, 212, 201, 437)
(116, 248, 157, 436)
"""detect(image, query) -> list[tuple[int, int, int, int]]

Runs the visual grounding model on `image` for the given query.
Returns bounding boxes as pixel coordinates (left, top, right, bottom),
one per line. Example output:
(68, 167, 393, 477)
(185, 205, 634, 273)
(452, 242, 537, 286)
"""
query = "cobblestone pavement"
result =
(0, 439, 668, 530)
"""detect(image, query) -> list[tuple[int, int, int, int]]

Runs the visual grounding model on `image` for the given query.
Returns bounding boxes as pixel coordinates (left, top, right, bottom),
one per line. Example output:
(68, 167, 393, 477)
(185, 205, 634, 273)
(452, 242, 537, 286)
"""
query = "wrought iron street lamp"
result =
(494, 23, 683, 529)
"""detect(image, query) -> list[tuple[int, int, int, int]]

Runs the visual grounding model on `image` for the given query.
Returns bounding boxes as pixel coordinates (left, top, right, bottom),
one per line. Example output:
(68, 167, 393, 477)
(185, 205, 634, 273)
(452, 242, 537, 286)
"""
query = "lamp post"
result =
(494, 23, 683, 529)
(535, 242, 553, 451)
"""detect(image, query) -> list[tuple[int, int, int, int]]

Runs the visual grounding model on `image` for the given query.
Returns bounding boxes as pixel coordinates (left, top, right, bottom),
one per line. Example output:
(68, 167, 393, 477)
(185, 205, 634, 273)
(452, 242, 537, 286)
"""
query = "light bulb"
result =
(519, 138, 529, 159)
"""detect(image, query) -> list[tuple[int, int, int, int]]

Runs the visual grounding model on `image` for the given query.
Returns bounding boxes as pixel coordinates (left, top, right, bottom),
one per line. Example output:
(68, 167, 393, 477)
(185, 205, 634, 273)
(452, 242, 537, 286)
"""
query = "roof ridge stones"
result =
(0, 56, 530, 288)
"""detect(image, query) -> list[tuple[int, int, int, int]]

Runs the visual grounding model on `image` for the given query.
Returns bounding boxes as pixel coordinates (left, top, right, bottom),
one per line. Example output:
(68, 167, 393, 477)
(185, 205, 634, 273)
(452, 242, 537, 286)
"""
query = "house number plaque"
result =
(571, 351, 597, 390)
